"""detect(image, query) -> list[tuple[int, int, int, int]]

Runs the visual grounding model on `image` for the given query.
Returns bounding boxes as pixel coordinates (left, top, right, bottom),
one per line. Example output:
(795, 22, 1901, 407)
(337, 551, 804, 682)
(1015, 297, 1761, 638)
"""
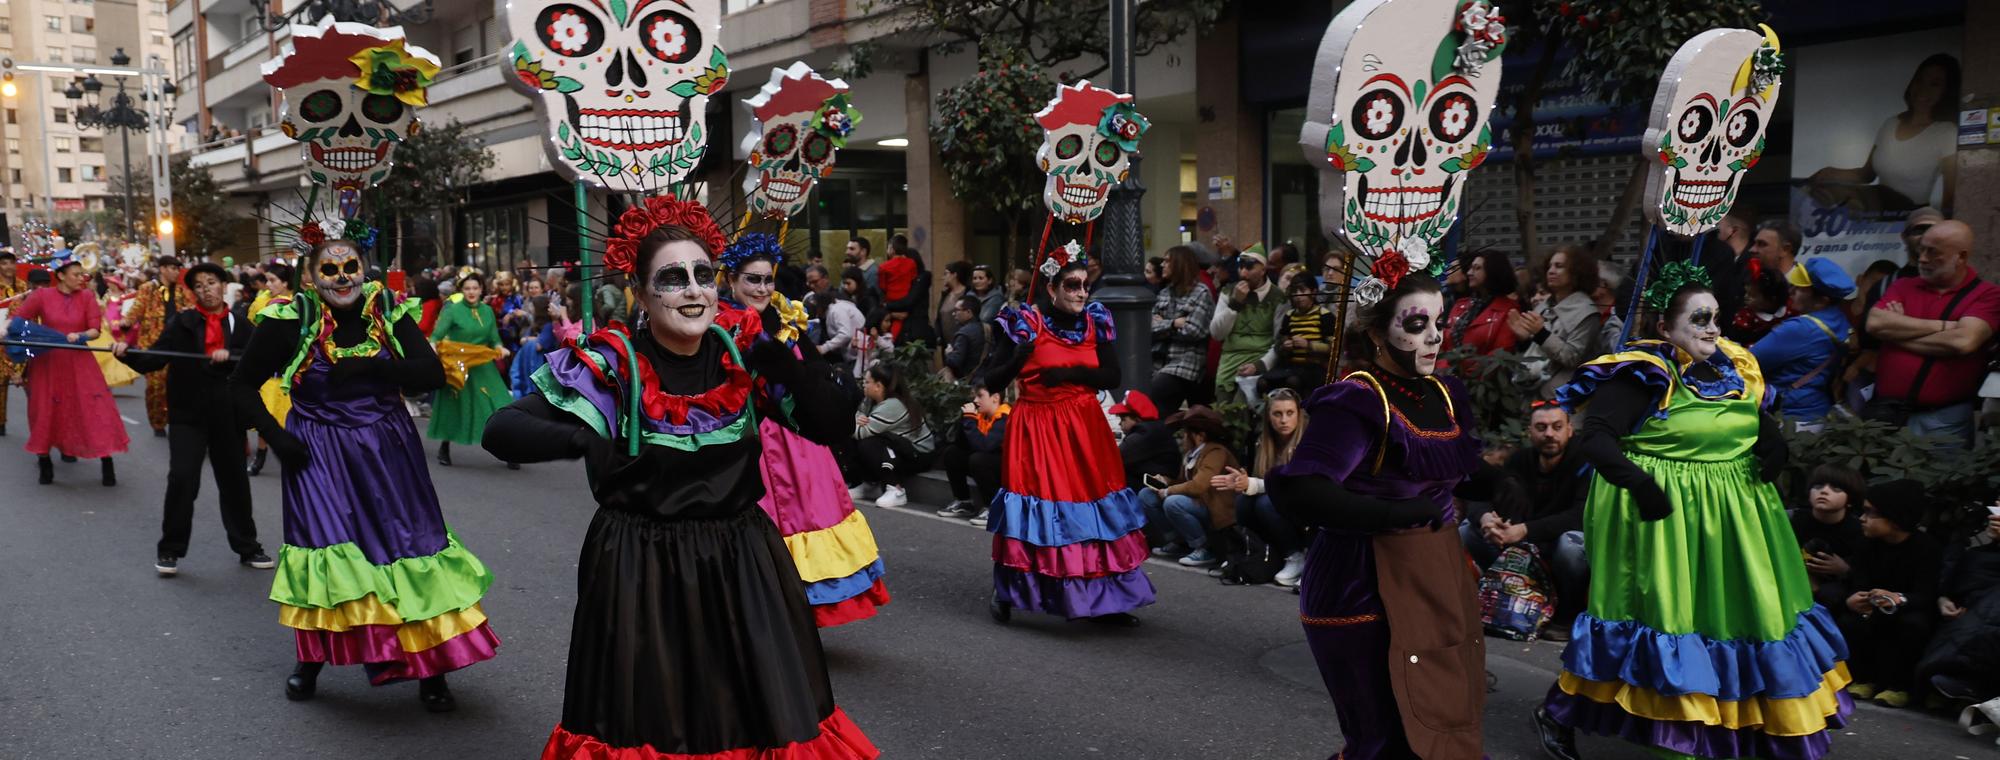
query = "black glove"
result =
(1631, 478, 1673, 521)
(746, 338, 805, 386)
(268, 429, 310, 471)
(569, 426, 612, 463)
(1753, 412, 1789, 483)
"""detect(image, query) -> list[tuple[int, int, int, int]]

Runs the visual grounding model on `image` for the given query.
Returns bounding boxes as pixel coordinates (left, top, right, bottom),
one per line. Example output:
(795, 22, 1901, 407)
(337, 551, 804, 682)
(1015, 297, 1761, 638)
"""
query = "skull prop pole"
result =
(738, 62, 862, 226)
(501, 0, 729, 193)
(261, 18, 439, 220)
(1034, 81, 1148, 226)
(1642, 25, 1783, 236)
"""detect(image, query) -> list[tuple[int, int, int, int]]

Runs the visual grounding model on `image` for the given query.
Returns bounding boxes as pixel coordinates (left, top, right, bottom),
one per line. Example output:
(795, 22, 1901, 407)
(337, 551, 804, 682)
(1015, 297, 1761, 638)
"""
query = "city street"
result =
(0, 384, 1990, 759)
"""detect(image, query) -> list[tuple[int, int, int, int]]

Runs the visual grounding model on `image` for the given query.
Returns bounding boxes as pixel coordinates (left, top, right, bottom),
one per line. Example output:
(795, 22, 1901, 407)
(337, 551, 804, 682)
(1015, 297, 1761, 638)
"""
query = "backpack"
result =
(1479, 544, 1557, 641)
(1218, 528, 1285, 586)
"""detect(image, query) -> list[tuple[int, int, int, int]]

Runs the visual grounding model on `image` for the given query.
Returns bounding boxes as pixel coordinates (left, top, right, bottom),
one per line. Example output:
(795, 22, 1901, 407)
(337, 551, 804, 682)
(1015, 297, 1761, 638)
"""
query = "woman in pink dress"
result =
(14, 260, 130, 485)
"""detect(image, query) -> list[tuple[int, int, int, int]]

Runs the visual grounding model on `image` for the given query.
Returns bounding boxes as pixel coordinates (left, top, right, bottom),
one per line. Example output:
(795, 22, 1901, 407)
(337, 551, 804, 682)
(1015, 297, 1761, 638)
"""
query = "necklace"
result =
(1374, 367, 1432, 406)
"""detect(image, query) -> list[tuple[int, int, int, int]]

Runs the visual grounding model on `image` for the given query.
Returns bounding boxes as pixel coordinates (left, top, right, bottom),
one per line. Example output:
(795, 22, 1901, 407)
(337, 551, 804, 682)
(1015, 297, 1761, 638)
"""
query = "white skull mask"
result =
(739, 62, 859, 220)
(262, 19, 437, 218)
(502, 0, 729, 192)
(1644, 27, 1783, 236)
(1300, 0, 1505, 266)
(1035, 81, 1147, 224)
(312, 242, 367, 309)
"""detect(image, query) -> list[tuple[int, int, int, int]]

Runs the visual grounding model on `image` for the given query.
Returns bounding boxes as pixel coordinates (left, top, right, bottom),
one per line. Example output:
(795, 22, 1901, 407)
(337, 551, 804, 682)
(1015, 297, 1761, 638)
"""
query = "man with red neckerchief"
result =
(1863, 219, 2000, 448)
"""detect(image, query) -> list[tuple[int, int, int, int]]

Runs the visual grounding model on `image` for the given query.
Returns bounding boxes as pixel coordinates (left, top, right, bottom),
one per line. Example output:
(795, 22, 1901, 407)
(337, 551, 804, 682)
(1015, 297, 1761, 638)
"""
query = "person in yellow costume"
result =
(245, 262, 297, 476)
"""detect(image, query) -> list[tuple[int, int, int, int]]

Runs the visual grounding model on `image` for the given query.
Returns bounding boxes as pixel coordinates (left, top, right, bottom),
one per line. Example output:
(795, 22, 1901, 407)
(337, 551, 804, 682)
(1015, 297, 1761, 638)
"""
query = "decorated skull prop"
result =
(1035, 81, 1148, 224)
(262, 18, 439, 219)
(1300, 0, 1505, 269)
(501, 0, 729, 192)
(738, 62, 861, 221)
(1643, 26, 1783, 236)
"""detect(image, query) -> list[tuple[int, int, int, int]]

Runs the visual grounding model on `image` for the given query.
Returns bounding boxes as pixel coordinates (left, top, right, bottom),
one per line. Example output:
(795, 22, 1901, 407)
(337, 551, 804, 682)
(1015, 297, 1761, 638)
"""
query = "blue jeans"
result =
(1236, 493, 1303, 555)
(1908, 401, 1977, 450)
(1139, 489, 1211, 550)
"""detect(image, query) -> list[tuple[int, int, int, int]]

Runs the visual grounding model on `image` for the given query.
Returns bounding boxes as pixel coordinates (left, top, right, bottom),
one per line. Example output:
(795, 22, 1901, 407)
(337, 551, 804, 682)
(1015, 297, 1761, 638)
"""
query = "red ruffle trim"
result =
(542, 706, 880, 760)
(569, 313, 762, 425)
(812, 580, 891, 629)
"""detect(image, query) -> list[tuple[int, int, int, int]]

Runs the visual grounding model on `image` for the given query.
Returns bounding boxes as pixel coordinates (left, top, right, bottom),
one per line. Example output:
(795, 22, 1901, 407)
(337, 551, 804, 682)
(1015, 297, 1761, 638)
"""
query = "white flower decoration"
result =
(1680, 110, 1703, 136)
(649, 16, 688, 58)
(1458, 2, 1491, 32)
(1396, 236, 1431, 272)
(549, 11, 591, 54)
(1353, 276, 1388, 307)
(1439, 99, 1471, 138)
(1364, 94, 1397, 135)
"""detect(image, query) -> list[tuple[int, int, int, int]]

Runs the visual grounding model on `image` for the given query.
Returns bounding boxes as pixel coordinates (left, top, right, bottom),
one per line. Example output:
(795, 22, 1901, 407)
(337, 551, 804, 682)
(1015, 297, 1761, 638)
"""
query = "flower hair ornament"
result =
(602, 195, 731, 276)
(719, 231, 786, 272)
(1641, 259, 1714, 313)
(1350, 236, 1438, 308)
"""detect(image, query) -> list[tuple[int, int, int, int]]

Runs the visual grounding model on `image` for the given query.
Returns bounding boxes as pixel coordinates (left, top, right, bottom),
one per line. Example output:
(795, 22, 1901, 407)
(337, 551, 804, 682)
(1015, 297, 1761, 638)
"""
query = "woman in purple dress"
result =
(231, 240, 498, 712)
(1267, 274, 1487, 759)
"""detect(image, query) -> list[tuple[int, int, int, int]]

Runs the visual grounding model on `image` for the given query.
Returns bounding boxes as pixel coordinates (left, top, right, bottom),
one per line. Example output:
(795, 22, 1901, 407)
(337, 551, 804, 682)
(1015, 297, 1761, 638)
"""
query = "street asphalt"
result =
(0, 381, 1993, 758)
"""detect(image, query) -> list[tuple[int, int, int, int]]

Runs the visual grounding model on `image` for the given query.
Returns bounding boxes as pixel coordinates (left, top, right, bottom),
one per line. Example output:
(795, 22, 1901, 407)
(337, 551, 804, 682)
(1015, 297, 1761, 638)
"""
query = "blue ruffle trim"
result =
(803, 559, 885, 606)
(1557, 360, 1676, 421)
(995, 303, 1113, 346)
(986, 488, 1147, 547)
(1560, 605, 1849, 701)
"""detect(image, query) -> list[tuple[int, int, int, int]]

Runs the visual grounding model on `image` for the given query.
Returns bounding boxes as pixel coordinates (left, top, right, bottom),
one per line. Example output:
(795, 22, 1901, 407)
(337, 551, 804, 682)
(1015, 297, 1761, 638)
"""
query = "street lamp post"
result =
(68, 49, 166, 243)
(1097, 0, 1151, 392)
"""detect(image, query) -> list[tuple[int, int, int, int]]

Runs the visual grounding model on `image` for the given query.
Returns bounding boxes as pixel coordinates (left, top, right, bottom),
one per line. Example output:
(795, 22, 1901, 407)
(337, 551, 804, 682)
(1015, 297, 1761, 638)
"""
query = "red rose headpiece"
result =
(603, 195, 729, 275)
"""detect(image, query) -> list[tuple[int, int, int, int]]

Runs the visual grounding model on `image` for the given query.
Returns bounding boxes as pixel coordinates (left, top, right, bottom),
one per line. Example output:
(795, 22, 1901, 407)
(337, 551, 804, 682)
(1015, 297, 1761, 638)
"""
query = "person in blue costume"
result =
(1750, 257, 1855, 428)
(1533, 261, 1851, 760)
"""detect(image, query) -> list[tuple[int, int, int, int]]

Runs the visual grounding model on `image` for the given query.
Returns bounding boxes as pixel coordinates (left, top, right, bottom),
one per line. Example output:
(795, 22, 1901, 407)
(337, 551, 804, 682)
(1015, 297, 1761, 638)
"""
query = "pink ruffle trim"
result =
(294, 621, 501, 685)
(992, 530, 1149, 578)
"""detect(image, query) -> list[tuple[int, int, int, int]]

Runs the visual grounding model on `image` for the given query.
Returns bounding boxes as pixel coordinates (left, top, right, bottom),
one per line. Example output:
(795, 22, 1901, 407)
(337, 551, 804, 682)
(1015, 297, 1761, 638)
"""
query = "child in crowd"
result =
(1794, 464, 1868, 612)
(1138, 406, 1238, 568)
(936, 384, 1009, 526)
(1837, 479, 1943, 708)
(849, 363, 936, 509)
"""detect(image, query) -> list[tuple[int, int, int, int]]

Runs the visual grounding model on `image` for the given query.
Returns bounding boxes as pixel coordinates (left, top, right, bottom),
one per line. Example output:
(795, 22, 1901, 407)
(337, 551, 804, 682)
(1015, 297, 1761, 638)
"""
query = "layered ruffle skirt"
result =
(756, 418, 891, 628)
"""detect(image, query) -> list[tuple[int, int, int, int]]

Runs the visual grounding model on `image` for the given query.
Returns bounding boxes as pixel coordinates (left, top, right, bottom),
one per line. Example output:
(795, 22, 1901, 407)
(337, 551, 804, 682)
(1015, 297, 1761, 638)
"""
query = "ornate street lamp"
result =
(66, 48, 165, 242)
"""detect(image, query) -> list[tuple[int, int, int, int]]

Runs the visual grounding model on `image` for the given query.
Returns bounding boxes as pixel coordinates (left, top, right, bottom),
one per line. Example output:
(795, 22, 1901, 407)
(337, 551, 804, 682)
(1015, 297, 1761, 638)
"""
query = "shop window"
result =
(461, 204, 529, 275)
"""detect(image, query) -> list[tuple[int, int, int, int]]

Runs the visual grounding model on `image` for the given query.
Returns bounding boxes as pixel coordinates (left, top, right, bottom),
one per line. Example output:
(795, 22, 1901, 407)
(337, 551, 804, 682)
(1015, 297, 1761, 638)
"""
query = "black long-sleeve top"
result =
(120, 306, 253, 426)
(229, 300, 444, 448)
(1456, 446, 1590, 548)
(1837, 531, 1943, 615)
(982, 306, 1119, 394)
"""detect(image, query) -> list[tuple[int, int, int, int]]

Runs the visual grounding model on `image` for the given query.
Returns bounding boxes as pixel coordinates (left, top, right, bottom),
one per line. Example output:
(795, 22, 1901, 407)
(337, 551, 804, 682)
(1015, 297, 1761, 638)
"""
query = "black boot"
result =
(1533, 706, 1581, 760)
(285, 661, 323, 701)
(1087, 612, 1141, 628)
(418, 675, 456, 713)
(989, 596, 1011, 624)
(249, 447, 268, 476)
(101, 458, 116, 487)
(437, 442, 451, 467)
(60, 453, 78, 463)
(37, 456, 53, 485)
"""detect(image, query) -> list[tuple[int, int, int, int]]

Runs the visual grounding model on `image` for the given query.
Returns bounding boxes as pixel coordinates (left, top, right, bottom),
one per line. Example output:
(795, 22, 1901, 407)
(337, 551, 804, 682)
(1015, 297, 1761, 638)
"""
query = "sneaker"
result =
(1875, 690, 1912, 708)
(1273, 551, 1307, 587)
(936, 501, 979, 519)
(1848, 682, 1879, 700)
(847, 483, 881, 504)
(1178, 548, 1219, 567)
(875, 486, 908, 509)
(155, 556, 179, 576)
(1935, 673, 1985, 701)
(240, 552, 276, 570)
(1151, 541, 1188, 559)
(968, 509, 989, 529)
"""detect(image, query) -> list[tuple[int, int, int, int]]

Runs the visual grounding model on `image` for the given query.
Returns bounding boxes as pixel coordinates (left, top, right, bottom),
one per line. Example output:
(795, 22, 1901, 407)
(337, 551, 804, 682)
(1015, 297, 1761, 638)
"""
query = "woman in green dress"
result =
(1534, 262, 1850, 760)
(429, 272, 511, 467)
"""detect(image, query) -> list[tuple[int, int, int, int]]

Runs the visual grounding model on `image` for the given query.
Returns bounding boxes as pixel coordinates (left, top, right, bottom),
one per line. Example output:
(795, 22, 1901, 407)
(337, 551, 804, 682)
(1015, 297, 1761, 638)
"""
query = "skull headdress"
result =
(502, 0, 729, 192)
(739, 62, 861, 221)
(1643, 25, 1783, 236)
(1035, 81, 1148, 224)
(262, 18, 439, 219)
(1299, 0, 1506, 304)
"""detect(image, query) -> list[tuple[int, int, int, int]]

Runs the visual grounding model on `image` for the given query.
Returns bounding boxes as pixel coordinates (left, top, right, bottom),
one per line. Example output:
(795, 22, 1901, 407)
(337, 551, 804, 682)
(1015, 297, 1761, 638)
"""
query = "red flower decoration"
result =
(602, 195, 728, 275)
(1372, 251, 1409, 290)
(299, 222, 326, 246)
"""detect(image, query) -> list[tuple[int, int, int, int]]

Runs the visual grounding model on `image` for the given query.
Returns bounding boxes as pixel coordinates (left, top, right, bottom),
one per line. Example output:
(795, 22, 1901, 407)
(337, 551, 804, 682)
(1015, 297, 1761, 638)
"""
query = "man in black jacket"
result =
(941, 295, 987, 380)
(1460, 401, 1590, 633)
(114, 262, 271, 577)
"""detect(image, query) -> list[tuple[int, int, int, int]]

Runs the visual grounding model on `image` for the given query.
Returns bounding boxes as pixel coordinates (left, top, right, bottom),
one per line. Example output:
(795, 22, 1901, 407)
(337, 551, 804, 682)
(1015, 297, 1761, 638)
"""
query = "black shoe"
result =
(989, 596, 1012, 624)
(437, 442, 451, 467)
(101, 458, 116, 487)
(241, 552, 276, 570)
(60, 454, 78, 463)
(285, 661, 323, 701)
(153, 428, 166, 438)
(1934, 674, 1986, 701)
(1087, 612, 1142, 628)
(1533, 706, 1581, 760)
(418, 675, 456, 713)
(249, 447, 267, 476)
(936, 501, 979, 519)
(37, 456, 52, 485)
(155, 556, 179, 576)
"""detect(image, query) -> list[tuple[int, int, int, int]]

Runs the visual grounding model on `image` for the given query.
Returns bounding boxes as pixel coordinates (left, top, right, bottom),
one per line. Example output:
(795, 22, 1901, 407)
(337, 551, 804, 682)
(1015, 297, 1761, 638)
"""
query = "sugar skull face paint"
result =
(313, 242, 366, 309)
(1378, 289, 1444, 376)
(1662, 291, 1722, 361)
(641, 240, 718, 348)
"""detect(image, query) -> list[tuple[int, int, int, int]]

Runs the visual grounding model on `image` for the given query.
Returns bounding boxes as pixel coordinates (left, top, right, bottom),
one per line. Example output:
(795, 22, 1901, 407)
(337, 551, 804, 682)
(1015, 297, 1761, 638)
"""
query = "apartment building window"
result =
(151, 0, 164, 13)
(173, 32, 196, 86)
(8, 170, 19, 184)
(4, 109, 14, 125)
(55, 137, 71, 152)
(0, 17, 11, 31)
(53, 107, 67, 123)
(44, 14, 59, 29)
(79, 165, 98, 181)
(6, 138, 17, 154)
(151, 30, 165, 46)
(79, 137, 101, 152)
(57, 168, 71, 182)
(46, 47, 62, 62)
(452, 24, 479, 65)
(73, 47, 96, 63)
(71, 15, 91, 32)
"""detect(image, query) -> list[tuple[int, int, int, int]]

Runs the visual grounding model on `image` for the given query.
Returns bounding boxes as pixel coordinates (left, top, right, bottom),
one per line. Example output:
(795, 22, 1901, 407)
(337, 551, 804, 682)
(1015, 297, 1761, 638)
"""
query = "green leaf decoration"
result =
(558, 122, 570, 141)
(609, 0, 628, 25)
(709, 46, 727, 69)
(688, 122, 702, 145)
(667, 81, 699, 98)
(553, 77, 583, 94)
(1439, 157, 1465, 173)
(1430, 30, 1459, 85)
(1411, 79, 1428, 113)
(1353, 157, 1376, 173)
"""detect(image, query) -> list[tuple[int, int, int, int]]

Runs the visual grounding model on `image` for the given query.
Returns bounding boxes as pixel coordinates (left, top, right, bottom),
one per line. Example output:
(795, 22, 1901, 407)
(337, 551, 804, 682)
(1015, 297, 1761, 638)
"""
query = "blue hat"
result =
(1787, 257, 1856, 301)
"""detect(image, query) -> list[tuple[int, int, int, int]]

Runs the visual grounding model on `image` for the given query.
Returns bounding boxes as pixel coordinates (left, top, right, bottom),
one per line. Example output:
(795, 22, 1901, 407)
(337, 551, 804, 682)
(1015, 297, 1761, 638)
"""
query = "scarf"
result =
(197, 303, 228, 355)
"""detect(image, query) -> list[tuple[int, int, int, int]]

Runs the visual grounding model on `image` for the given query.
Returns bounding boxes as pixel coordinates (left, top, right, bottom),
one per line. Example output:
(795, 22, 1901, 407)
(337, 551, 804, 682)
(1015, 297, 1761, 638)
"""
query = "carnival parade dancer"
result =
(481, 196, 879, 759)
(247, 262, 298, 477)
(722, 232, 891, 628)
(1533, 261, 1849, 760)
(230, 239, 499, 712)
(1266, 273, 1488, 759)
(12, 258, 130, 486)
(428, 269, 512, 468)
(0, 250, 24, 437)
(124, 256, 189, 437)
(984, 244, 1155, 626)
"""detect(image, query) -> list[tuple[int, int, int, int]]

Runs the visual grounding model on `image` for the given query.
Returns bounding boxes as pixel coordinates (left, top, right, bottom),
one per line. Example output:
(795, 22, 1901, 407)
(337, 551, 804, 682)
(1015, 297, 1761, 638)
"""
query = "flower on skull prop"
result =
(737, 62, 862, 221)
(501, 0, 728, 191)
(1642, 25, 1783, 236)
(1035, 81, 1148, 224)
(262, 18, 440, 218)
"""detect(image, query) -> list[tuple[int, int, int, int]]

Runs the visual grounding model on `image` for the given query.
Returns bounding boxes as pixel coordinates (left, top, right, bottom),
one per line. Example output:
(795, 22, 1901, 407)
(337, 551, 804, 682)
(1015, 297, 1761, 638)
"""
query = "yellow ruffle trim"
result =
(1556, 662, 1851, 737)
(783, 509, 882, 583)
(279, 595, 488, 653)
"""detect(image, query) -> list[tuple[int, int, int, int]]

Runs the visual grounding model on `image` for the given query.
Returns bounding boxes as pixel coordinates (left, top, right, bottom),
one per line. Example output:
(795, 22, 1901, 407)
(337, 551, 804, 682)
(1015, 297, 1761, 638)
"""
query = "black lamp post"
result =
(66, 48, 162, 242)
(1097, 0, 1151, 391)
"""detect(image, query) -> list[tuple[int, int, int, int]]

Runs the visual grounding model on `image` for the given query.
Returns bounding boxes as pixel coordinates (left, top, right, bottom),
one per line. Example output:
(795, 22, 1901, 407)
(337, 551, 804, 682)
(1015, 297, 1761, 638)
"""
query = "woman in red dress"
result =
(1439, 248, 1520, 377)
(14, 260, 130, 485)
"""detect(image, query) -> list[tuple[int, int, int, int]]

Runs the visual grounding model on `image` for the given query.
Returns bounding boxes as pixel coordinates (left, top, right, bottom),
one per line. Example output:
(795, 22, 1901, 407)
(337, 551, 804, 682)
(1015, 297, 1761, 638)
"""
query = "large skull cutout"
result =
(739, 62, 860, 221)
(1300, 0, 1505, 266)
(1643, 26, 1782, 236)
(262, 18, 438, 219)
(502, 0, 728, 192)
(1035, 81, 1147, 224)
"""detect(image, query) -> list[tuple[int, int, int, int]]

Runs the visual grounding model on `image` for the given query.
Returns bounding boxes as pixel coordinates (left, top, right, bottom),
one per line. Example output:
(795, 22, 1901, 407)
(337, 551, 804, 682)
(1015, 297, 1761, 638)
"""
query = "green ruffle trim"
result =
(531, 358, 755, 451)
(257, 298, 299, 322)
(268, 530, 493, 623)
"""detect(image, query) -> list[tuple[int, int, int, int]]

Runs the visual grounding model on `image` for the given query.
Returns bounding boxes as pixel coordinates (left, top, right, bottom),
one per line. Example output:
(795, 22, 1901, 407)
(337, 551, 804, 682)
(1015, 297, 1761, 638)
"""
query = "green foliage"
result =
(1548, 0, 1765, 108)
(929, 52, 1054, 235)
(1443, 346, 1540, 449)
(377, 119, 497, 214)
(864, 0, 1225, 79)
(1780, 416, 2000, 518)
(876, 340, 974, 435)
(169, 153, 237, 258)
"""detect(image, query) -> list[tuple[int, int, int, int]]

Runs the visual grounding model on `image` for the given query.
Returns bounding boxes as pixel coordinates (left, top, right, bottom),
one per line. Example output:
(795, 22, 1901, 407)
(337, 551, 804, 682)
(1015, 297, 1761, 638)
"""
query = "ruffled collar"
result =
(1044, 301, 1114, 344)
(566, 306, 762, 428)
(1634, 339, 1745, 401)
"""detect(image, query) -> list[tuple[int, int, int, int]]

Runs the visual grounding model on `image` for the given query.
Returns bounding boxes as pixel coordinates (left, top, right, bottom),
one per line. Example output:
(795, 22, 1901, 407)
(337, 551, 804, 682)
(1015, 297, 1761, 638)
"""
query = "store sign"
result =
(1486, 47, 1646, 162)
(53, 199, 85, 212)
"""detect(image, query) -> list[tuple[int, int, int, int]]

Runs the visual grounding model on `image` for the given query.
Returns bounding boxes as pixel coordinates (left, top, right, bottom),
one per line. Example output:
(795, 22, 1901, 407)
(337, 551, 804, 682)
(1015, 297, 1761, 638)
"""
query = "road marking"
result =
(121, 415, 139, 425)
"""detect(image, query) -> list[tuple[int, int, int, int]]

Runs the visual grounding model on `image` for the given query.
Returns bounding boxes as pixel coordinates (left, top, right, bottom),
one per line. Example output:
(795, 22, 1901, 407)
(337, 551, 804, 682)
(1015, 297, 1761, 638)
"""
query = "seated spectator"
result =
(1458, 401, 1590, 637)
(936, 385, 1008, 524)
(848, 363, 936, 509)
(941, 295, 988, 381)
(1138, 406, 1238, 568)
(1210, 388, 1309, 586)
(1441, 248, 1521, 377)
(1862, 220, 2000, 448)
(1725, 258, 1794, 346)
(1753, 258, 1856, 427)
(1594, 261, 1627, 352)
(1792, 464, 1867, 613)
(1259, 276, 1334, 397)
(1210, 244, 1281, 405)
(1514, 245, 1604, 397)
(1836, 479, 1943, 708)
(1113, 390, 1178, 493)
(1916, 508, 2000, 704)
